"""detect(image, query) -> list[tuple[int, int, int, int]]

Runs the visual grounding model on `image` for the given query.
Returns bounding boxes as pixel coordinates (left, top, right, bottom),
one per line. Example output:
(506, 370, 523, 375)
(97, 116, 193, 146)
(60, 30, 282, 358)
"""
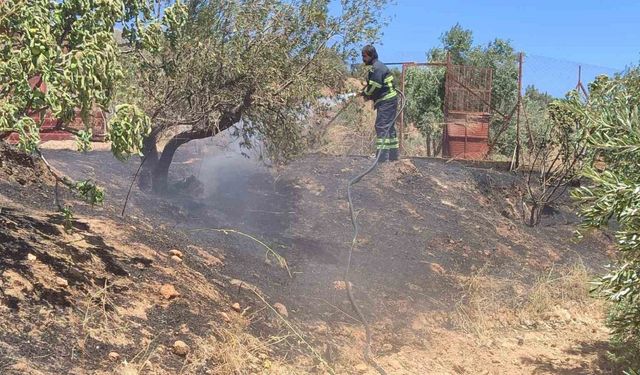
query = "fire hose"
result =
(343, 89, 406, 375)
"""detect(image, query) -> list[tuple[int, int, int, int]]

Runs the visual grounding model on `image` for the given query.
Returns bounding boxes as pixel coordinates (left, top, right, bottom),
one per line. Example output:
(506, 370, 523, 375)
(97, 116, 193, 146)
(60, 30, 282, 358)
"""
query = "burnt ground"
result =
(1, 141, 618, 374)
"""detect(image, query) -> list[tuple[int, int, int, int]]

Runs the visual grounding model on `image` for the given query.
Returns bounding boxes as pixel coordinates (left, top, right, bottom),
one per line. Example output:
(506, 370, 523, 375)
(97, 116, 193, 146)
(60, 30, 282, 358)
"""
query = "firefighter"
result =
(360, 45, 399, 162)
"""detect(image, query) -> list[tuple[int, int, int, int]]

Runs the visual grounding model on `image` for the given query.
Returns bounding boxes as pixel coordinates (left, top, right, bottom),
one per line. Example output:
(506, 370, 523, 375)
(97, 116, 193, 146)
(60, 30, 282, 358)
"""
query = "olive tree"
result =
(0, 0, 166, 154)
(572, 69, 640, 369)
(121, 0, 390, 192)
(519, 90, 590, 226)
(0, 0, 172, 203)
(404, 66, 445, 156)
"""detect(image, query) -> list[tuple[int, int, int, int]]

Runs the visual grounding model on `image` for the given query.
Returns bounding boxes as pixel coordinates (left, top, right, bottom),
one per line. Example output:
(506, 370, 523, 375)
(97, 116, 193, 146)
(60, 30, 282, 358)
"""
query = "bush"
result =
(570, 68, 640, 370)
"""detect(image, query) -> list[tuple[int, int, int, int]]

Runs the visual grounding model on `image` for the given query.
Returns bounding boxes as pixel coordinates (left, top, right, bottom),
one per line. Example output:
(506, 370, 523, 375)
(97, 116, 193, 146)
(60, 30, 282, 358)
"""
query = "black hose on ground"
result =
(344, 89, 406, 375)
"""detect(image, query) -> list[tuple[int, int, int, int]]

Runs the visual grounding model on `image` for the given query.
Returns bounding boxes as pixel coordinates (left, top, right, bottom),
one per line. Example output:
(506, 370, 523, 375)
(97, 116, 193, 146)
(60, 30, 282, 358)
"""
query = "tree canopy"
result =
(0, 0, 158, 158)
(571, 68, 640, 368)
(120, 0, 390, 191)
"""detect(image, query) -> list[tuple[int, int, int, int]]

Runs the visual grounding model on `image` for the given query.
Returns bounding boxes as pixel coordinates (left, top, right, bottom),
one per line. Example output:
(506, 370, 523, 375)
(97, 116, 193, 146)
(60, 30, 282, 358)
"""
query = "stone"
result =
(26, 253, 37, 262)
(332, 280, 346, 290)
(219, 312, 231, 323)
(273, 303, 288, 318)
(170, 255, 183, 263)
(108, 352, 120, 361)
(173, 340, 189, 356)
(231, 302, 242, 312)
(159, 284, 180, 300)
(55, 277, 69, 288)
(169, 249, 183, 258)
(429, 262, 446, 275)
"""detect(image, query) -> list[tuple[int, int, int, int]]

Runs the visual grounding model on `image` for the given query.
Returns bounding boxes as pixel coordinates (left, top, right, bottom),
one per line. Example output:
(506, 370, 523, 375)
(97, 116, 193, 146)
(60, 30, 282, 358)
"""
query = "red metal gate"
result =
(442, 62, 493, 159)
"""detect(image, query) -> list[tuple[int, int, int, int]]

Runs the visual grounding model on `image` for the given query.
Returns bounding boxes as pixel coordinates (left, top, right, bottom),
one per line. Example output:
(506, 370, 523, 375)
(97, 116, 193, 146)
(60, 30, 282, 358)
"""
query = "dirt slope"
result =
(0, 144, 304, 374)
(1, 142, 618, 374)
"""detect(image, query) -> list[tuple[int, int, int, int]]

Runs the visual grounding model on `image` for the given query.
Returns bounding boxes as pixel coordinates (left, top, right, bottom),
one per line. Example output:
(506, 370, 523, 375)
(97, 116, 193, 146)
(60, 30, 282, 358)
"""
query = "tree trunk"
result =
(142, 91, 253, 193)
(426, 133, 432, 156)
(434, 140, 442, 157)
(144, 119, 237, 192)
(151, 135, 191, 193)
(138, 131, 160, 191)
(526, 202, 541, 227)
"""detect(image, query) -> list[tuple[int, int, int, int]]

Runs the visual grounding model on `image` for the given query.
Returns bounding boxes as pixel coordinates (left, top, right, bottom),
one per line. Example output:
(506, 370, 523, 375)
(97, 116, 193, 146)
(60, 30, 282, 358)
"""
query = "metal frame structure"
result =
(442, 53, 493, 159)
(386, 61, 447, 154)
(390, 55, 498, 160)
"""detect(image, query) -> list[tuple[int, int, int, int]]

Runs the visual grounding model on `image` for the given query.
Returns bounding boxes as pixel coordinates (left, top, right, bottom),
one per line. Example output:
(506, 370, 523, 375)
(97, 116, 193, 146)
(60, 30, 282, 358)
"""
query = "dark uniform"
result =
(362, 59, 399, 162)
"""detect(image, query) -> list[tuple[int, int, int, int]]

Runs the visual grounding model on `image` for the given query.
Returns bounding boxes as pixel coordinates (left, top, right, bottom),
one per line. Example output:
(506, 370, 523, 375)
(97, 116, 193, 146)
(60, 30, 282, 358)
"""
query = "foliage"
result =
(74, 180, 105, 205)
(403, 24, 519, 156)
(569, 68, 640, 370)
(123, 0, 389, 190)
(607, 301, 640, 371)
(433, 24, 472, 64)
(107, 104, 151, 161)
(520, 89, 590, 226)
(404, 67, 445, 156)
(60, 206, 75, 231)
(14, 117, 41, 153)
(520, 86, 554, 149)
(0, 0, 154, 157)
(75, 129, 93, 152)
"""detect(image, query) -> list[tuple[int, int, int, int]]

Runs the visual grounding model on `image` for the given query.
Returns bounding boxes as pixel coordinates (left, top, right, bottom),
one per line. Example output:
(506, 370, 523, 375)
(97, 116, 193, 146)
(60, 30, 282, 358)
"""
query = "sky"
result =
(361, 0, 640, 96)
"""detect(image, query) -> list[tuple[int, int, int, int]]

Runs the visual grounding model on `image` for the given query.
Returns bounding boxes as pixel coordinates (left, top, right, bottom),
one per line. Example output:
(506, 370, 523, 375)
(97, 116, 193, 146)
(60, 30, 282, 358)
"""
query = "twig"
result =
(35, 149, 74, 210)
(130, 336, 157, 372)
(302, 296, 360, 323)
(250, 289, 335, 375)
(121, 156, 147, 217)
(189, 228, 292, 278)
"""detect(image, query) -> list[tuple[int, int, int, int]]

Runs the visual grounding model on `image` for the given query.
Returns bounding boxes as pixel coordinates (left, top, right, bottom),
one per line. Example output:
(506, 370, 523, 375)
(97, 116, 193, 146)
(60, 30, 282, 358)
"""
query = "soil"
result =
(0, 141, 619, 374)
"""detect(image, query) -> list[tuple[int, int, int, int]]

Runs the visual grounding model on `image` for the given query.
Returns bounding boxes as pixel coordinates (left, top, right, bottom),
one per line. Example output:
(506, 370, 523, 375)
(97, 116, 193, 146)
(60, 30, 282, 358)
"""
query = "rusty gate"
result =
(442, 62, 493, 159)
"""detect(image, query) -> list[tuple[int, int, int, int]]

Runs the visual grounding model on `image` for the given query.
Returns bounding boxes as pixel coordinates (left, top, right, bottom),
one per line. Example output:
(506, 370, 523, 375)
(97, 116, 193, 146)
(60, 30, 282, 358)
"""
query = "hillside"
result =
(0, 141, 617, 374)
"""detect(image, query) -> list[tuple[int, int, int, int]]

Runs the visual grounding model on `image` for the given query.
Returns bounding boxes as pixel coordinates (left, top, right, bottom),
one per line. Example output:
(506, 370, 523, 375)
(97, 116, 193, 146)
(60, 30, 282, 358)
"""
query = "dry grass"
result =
(451, 268, 504, 338)
(452, 261, 595, 339)
(400, 124, 431, 157)
(523, 261, 591, 317)
(181, 326, 304, 375)
(111, 324, 307, 375)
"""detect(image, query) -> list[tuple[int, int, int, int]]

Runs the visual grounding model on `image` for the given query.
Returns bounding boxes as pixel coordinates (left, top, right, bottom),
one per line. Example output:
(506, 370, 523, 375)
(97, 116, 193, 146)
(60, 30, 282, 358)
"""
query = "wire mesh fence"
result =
(398, 53, 625, 162)
(523, 54, 621, 98)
